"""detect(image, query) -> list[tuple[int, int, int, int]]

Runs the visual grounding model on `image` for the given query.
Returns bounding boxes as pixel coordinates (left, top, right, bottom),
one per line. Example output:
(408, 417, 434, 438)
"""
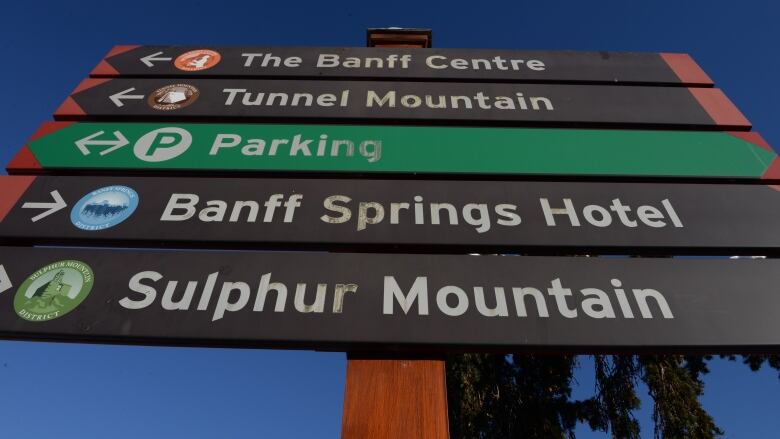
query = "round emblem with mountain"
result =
(147, 83, 200, 111)
(71, 185, 139, 231)
(14, 260, 94, 322)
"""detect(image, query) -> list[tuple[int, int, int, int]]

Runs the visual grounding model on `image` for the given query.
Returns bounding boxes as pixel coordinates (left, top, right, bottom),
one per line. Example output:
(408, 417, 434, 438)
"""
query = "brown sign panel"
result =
(0, 247, 779, 352)
(53, 78, 748, 129)
(91, 46, 713, 87)
(2, 176, 780, 254)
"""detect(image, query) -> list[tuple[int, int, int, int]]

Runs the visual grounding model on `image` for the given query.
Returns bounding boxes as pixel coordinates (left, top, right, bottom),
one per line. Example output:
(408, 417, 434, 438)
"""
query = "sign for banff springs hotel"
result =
(4, 176, 780, 252)
(1, 247, 779, 350)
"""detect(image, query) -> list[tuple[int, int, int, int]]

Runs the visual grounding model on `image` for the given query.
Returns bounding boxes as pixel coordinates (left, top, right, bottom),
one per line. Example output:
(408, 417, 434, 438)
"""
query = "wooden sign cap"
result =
(366, 28, 432, 48)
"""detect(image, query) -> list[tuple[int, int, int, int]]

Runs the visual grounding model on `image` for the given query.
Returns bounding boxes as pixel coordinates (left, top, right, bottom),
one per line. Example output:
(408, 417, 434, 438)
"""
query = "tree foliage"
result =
(589, 355, 641, 438)
(447, 354, 779, 438)
(447, 354, 585, 439)
(640, 356, 721, 438)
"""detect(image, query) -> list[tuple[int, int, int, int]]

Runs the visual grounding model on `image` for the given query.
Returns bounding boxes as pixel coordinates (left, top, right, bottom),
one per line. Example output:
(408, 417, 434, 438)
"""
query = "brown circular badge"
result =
(147, 84, 200, 111)
(174, 49, 222, 71)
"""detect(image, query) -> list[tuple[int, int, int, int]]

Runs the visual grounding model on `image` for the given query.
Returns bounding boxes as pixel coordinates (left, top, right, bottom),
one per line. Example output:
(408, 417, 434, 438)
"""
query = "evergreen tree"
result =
(447, 354, 779, 438)
(589, 355, 641, 438)
(448, 354, 585, 438)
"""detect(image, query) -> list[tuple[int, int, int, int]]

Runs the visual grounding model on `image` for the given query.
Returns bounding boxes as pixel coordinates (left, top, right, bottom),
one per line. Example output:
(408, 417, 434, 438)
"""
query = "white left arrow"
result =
(75, 130, 129, 156)
(140, 51, 173, 67)
(22, 190, 67, 222)
(0, 265, 11, 295)
(109, 87, 145, 107)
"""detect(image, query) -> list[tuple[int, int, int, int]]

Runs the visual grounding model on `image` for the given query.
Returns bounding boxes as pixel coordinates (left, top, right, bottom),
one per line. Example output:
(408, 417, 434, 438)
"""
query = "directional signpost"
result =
(2, 28, 778, 439)
(90, 46, 714, 86)
(8, 122, 777, 179)
(54, 78, 750, 129)
(3, 175, 780, 253)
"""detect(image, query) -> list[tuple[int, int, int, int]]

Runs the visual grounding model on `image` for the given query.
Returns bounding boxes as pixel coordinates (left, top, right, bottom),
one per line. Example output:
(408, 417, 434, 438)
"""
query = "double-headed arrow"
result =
(75, 130, 129, 156)
(22, 190, 67, 222)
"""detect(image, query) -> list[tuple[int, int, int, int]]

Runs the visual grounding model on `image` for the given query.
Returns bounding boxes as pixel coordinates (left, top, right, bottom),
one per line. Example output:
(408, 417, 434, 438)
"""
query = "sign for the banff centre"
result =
(54, 78, 750, 129)
(9, 123, 777, 179)
(0, 247, 779, 350)
(90, 46, 713, 86)
(3, 175, 780, 252)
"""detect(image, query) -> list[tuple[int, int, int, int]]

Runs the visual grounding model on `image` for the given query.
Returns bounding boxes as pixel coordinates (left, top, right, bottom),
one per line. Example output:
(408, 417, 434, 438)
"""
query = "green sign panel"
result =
(11, 122, 777, 179)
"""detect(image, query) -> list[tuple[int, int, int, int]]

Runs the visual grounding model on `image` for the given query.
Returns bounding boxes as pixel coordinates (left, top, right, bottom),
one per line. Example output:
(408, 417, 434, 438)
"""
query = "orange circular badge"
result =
(174, 49, 221, 72)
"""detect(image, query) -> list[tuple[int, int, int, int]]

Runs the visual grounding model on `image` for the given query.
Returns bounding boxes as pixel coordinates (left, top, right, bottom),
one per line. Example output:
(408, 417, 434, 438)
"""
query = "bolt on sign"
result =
(0, 247, 779, 350)
(90, 46, 714, 86)
(3, 175, 780, 253)
(53, 78, 750, 130)
(8, 123, 777, 180)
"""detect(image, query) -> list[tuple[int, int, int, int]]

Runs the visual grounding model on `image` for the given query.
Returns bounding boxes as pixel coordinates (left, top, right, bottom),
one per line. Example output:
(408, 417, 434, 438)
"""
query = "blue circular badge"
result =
(70, 185, 139, 231)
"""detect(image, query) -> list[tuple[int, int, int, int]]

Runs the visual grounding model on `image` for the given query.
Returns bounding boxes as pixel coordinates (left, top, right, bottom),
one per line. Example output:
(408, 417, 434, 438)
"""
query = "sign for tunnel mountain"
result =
(54, 78, 750, 130)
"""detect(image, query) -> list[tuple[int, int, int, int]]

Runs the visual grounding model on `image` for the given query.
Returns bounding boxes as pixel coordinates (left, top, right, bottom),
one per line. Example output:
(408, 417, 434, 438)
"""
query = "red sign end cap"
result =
(104, 45, 141, 59)
(28, 121, 75, 142)
(762, 158, 780, 181)
(660, 53, 714, 87)
(6, 145, 42, 174)
(689, 88, 751, 130)
(0, 176, 36, 223)
(727, 131, 774, 153)
(53, 96, 86, 119)
(90, 59, 120, 77)
(53, 78, 112, 119)
(90, 45, 140, 77)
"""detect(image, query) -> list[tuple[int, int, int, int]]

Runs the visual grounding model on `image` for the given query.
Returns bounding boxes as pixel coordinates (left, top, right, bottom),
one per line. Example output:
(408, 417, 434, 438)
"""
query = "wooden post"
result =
(341, 353, 449, 439)
(341, 28, 448, 439)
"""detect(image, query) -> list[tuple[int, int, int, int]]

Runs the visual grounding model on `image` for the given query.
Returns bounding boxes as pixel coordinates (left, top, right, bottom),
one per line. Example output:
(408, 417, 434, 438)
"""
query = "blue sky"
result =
(1, 0, 779, 437)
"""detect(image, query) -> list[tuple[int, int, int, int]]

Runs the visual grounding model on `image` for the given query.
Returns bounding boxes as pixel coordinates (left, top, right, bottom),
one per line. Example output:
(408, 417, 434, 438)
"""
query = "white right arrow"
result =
(140, 51, 173, 67)
(22, 190, 67, 223)
(75, 130, 129, 156)
(109, 87, 145, 107)
(0, 265, 11, 295)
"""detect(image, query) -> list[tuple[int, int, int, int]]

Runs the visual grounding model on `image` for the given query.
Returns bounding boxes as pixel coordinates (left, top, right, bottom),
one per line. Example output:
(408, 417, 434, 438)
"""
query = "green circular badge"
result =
(14, 260, 94, 322)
